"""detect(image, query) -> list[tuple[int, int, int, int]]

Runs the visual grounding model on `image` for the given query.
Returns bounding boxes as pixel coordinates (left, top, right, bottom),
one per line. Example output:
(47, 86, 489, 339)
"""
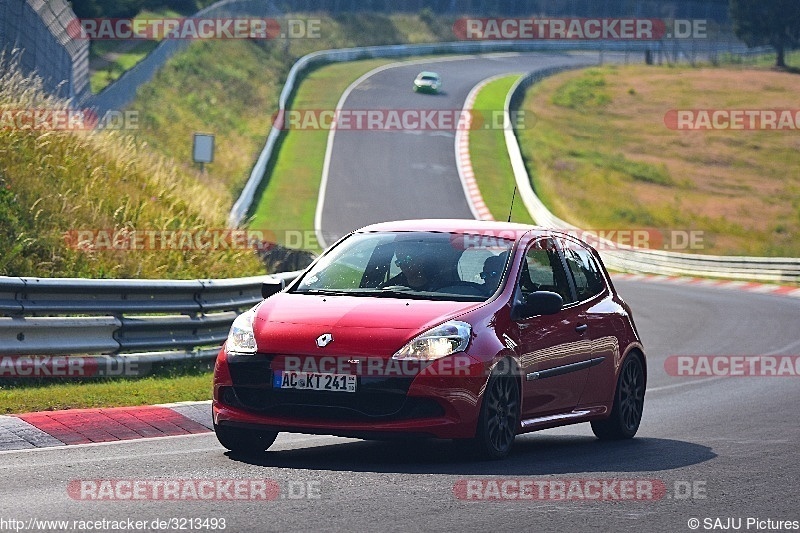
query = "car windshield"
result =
(420, 75, 437, 81)
(292, 231, 514, 301)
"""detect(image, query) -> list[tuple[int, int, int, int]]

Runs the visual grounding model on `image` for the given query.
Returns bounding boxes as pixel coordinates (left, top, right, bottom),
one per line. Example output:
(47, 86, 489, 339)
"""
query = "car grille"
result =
(223, 354, 444, 421)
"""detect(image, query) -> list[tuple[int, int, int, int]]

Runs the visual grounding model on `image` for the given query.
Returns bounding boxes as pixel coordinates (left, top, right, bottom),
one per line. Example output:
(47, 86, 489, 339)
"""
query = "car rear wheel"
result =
(214, 424, 278, 454)
(463, 363, 520, 459)
(591, 354, 645, 440)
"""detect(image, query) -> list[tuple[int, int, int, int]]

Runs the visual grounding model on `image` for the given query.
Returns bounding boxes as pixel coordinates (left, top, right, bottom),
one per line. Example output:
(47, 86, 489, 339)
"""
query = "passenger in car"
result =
(480, 252, 508, 295)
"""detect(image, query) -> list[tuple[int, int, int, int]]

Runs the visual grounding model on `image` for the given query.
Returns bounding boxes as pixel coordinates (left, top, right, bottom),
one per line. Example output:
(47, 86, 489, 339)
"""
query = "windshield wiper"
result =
(292, 288, 355, 296)
(293, 286, 474, 301)
(296, 286, 429, 299)
(292, 287, 420, 297)
(352, 286, 437, 299)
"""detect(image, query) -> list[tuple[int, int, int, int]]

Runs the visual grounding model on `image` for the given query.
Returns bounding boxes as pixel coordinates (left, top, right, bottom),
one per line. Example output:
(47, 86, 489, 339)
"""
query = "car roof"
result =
(355, 218, 547, 240)
(417, 71, 439, 77)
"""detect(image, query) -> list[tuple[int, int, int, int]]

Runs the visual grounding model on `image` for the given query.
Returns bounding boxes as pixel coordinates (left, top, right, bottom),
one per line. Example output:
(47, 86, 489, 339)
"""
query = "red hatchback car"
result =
(213, 219, 646, 459)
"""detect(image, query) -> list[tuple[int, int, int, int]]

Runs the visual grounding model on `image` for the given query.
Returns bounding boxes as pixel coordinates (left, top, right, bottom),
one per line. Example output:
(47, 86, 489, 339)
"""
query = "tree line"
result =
(69, 0, 216, 18)
(69, 0, 797, 67)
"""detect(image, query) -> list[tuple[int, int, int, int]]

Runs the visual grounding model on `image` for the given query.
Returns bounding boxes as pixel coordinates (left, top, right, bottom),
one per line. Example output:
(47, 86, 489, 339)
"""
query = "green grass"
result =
(88, 8, 182, 93)
(130, 39, 288, 201)
(247, 59, 396, 251)
(90, 41, 159, 93)
(0, 370, 212, 414)
(468, 74, 533, 224)
(516, 64, 800, 256)
(550, 69, 612, 110)
(716, 49, 800, 70)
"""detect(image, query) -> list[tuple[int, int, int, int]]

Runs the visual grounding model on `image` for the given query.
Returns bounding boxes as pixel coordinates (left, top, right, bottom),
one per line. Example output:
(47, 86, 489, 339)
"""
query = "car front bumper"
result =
(213, 351, 488, 440)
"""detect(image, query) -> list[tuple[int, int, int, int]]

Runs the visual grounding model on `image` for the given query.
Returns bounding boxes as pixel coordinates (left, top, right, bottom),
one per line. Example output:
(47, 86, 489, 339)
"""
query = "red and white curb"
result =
(612, 273, 800, 298)
(455, 75, 509, 221)
(0, 401, 212, 451)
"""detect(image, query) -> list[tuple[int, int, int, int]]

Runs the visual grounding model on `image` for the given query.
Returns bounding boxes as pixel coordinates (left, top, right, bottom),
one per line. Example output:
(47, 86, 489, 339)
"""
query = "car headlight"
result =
(225, 308, 257, 355)
(393, 320, 472, 361)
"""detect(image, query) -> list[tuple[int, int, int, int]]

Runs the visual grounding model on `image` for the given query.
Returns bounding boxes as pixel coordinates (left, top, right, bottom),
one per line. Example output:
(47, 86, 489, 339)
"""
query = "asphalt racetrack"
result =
(1, 281, 798, 532)
(318, 52, 597, 245)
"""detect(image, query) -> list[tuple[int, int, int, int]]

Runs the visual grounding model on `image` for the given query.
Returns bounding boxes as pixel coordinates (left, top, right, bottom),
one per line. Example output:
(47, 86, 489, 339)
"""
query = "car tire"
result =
(591, 354, 645, 440)
(462, 362, 520, 460)
(214, 423, 278, 454)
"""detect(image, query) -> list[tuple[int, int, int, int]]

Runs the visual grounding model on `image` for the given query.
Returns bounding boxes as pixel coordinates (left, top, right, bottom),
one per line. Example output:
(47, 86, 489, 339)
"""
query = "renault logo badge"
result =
(316, 333, 333, 348)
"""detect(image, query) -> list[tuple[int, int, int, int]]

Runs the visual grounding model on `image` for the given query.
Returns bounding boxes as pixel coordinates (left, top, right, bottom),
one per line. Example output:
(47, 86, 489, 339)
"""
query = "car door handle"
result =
(575, 324, 588, 333)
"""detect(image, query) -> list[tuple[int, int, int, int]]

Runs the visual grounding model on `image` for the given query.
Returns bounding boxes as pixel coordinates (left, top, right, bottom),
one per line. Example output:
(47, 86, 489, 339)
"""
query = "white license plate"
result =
(273, 370, 357, 393)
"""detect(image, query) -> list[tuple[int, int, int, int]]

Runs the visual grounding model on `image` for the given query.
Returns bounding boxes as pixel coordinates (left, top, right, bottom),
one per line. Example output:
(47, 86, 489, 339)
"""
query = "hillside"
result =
(518, 59, 800, 257)
(0, 59, 264, 279)
(0, 13, 455, 278)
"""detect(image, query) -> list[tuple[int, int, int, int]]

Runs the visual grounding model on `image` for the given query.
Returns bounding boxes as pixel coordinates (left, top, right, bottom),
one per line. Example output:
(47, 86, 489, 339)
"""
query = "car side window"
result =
(519, 239, 574, 304)
(563, 243, 606, 301)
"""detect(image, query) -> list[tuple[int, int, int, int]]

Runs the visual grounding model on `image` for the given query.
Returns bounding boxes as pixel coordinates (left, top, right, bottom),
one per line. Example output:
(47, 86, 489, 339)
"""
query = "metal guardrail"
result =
(0, 271, 300, 360)
(503, 69, 800, 283)
(0, 0, 90, 102)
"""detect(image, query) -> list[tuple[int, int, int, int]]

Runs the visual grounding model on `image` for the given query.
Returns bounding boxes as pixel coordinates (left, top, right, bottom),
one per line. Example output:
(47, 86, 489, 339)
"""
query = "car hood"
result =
(252, 292, 482, 357)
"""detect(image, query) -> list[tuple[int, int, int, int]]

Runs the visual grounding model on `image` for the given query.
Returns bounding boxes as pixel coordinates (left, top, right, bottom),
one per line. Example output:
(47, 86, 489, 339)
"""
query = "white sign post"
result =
(192, 133, 215, 173)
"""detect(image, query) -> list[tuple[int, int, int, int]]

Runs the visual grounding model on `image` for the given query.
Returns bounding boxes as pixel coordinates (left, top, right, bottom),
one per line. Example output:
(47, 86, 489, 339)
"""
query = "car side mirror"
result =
(512, 291, 563, 320)
(261, 278, 284, 299)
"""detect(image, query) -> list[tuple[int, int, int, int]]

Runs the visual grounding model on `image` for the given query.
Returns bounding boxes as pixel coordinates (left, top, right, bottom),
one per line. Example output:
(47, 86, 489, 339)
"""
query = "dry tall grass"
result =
(0, 53, 265, 278)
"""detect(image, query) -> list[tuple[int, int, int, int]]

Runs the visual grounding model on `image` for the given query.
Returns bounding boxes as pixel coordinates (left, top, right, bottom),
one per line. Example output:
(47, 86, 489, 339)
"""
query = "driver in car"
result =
(384, 242, 442, 292)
